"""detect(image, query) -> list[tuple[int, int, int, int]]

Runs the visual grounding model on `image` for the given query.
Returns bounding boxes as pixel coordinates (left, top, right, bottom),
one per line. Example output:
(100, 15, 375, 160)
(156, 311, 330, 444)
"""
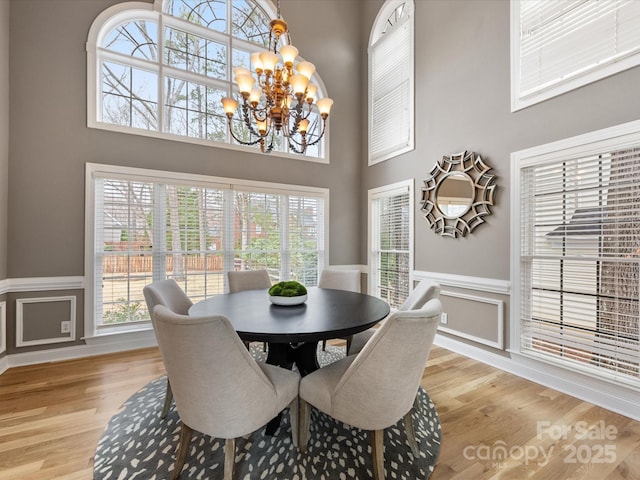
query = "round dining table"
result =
(189, 286, 390, 376)
(189, 286, 390, 435)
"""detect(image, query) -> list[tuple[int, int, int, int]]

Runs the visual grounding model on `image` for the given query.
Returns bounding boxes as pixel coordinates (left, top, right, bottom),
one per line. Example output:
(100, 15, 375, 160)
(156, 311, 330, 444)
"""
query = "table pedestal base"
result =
(265, 341, 320, 435)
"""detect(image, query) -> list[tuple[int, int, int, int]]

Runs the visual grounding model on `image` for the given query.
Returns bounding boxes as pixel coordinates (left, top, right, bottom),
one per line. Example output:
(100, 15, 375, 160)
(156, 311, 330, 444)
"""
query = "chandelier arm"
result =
(226, 117, 264, 146)
(304, 119, 328, 147)
(241, 102, 263, 137)
(250, 107, 269, 123)
(287, 138, 306, 154)
(287, 117, 327, 149)
(285, 101, 307, 137)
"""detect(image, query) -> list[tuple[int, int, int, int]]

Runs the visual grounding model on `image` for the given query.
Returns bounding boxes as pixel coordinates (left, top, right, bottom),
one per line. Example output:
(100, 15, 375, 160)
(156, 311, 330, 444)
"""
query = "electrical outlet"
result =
(61, 321, 71, 334)
(440, 312, 448, 325)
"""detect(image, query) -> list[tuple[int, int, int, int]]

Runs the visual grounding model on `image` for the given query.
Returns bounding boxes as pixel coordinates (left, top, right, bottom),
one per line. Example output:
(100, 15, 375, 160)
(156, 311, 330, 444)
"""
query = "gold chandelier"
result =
(221, 2, 333, 155)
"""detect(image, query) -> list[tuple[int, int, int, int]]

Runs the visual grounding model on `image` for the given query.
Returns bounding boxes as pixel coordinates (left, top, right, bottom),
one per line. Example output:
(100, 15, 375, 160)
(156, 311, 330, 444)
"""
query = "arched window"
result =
(368, 0, 414, 165)
(87, 0, 329, 160)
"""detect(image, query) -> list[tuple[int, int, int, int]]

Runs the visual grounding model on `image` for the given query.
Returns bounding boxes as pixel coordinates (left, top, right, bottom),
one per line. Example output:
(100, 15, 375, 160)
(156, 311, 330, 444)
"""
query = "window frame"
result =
(368, 179, 414, 308)
(368, 0, 415, 166)
(510, 0, 640, 111)
(84, 162, 329, 338)
(86, 0, 331, 163)
(510, 119, 640, 389)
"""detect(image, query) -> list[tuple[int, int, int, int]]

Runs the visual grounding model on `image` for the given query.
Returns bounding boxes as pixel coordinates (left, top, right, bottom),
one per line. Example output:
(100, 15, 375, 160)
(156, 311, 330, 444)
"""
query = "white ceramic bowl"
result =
(269, 294, 307, 306)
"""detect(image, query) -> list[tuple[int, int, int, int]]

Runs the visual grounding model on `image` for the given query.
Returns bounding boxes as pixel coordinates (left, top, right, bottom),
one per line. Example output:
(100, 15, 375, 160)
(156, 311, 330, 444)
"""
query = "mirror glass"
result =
(436, 172, 474, 218)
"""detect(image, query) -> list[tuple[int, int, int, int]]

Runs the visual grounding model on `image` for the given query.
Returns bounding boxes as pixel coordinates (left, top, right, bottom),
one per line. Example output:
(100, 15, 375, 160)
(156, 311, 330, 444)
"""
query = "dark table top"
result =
(188, 287, 390, 343)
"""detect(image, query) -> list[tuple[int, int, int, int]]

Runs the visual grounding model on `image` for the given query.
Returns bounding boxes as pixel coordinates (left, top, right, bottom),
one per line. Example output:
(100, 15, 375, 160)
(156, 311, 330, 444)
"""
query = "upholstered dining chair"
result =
(152, 305, 300, 480)
(228, 269, 271, 293)
(227, 269, 272, 351)
(298, 300, 442, 480)
(348, 280, 440, 355)
(317, 268, 361, 351)
(143, 278, 193, 419)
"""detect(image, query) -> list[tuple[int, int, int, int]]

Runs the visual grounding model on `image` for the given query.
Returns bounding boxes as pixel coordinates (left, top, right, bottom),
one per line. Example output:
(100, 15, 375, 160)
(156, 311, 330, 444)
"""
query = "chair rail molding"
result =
(328, 264, 368, 273)
(413, 270, 510, 295)
(0, 279, 8, 295)
(7, 276, 85, 292)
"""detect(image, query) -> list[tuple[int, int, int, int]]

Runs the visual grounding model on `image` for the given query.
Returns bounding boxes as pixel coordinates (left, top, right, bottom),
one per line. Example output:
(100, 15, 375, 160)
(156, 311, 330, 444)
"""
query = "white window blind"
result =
(92, 168, 326, 333)
(519, 145, 640, 387)
(512, 0, 640, 110)
(369, 1, 414, 164)
(369, 182, 413, 308)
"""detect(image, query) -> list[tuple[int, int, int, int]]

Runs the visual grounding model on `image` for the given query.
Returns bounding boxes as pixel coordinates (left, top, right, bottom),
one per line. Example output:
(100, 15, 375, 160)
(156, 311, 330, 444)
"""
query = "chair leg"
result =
(403, 409, 419, 457)
(371, 429, 385, 480)
(224, 437, 235, 480)
(288, 397, 299, 448)
(345, 336, 352, 355)
(160, 379, 173, 419)
(172, 423, 193, 480)
(321, 339, 327, 351)
(263, 342, 267, 352)
(299, 399, 311, 452)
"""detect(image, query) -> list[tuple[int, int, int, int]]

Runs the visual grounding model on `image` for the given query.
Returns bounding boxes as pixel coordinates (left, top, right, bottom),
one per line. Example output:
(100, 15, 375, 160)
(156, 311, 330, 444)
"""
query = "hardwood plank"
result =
(0, 346, 638, 479)
(425, 350, 640, 480)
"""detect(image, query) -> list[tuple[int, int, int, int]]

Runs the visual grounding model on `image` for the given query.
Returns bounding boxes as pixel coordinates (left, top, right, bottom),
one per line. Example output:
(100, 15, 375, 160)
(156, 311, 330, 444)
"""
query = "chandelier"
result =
(221, 2, 333, 155)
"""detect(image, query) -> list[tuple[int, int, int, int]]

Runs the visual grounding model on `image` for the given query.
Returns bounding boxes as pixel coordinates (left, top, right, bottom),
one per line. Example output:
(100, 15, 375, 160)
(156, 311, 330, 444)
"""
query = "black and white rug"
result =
(94, 345, 441, 479)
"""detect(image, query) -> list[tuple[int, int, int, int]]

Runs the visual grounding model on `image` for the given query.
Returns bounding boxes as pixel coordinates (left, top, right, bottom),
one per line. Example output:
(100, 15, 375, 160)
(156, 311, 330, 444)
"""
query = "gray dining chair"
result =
(317, 268, 361, 351)
(152, 305, 300, 480)
(227, 269, 272, 351)
(228, 269, 272, 293)
(298, 299, 442, 480)
(348, 280, 440, 355)
(143, 278, 193, 419)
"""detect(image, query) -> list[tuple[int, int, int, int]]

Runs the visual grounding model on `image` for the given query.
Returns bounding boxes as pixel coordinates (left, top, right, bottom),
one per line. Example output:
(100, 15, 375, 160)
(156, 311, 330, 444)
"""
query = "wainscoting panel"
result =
(438, 290, 504, 349)
(16, 296, 77, 347)
(413, 270, 509, 351)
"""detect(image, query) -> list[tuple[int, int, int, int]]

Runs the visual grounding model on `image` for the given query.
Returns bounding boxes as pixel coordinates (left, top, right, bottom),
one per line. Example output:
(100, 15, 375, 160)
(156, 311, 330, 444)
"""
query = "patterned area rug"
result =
(94, 345, 441, 479)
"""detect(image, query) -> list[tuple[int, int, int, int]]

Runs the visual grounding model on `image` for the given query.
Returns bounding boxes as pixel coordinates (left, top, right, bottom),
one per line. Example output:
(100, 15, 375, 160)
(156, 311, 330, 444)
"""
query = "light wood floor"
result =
(0, 346, 638, 480)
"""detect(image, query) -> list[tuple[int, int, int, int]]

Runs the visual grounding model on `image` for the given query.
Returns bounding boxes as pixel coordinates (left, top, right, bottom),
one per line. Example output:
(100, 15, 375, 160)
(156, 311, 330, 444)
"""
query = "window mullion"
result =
(280, 194, 290, 280)
(157, 13, 165, 134)
(152, 183, 167, 281)
(223, 189, 235, 292)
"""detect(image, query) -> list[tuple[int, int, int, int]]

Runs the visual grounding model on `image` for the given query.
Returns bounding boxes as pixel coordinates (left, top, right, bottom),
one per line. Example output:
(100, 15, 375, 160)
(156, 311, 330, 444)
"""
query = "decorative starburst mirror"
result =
(421, 151, 497, 238)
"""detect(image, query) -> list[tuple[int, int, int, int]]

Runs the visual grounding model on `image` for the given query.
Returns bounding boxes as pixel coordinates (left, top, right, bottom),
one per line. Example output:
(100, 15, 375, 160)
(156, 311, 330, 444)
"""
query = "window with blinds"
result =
(89, 165, 326, 334)
(368, 1, 414, 165)
(511, 0, 640, 110)
(515, 125, 640, 387)
(369, 180, 414, 308)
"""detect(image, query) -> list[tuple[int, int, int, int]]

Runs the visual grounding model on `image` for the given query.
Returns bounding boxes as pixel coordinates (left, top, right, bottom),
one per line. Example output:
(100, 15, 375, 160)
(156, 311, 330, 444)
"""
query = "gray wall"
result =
(360, 0, 640, 350)
(362, 0, 640, 278)
(7, 0, 363, 280)
(4, 0, 640, 356)
(0, 0, 8, 281)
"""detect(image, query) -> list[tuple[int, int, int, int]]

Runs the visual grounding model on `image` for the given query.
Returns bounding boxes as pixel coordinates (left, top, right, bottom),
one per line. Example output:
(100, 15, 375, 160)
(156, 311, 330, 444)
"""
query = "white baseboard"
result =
(5, 329, 158, 370)
(434, 333, 640, 422)
(0, 356, 8, 375)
